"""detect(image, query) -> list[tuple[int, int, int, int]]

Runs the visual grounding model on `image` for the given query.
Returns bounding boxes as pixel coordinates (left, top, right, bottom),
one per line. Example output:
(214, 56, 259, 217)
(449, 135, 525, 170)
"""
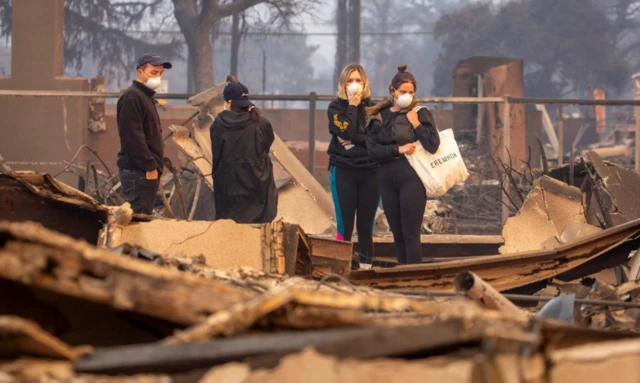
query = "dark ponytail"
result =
(226, 74, 261, 122)
(389, 65, 417, 94)
(230, 103, 261, 122)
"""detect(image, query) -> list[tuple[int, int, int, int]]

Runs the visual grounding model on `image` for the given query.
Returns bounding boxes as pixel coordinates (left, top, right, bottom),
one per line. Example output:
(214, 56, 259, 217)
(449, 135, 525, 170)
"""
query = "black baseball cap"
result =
(136, 53, 172, 70)
(223, 81, 252, 108)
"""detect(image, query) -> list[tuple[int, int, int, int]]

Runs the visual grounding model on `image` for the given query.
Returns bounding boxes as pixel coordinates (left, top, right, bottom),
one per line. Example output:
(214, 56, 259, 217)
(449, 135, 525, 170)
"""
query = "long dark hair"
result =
(226, 75, 261, 122)
(389, 65, 417, 94)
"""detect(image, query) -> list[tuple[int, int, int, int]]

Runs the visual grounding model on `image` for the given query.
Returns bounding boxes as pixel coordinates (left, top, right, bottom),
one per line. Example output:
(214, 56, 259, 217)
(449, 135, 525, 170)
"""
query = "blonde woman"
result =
(327, 64, 380, 268)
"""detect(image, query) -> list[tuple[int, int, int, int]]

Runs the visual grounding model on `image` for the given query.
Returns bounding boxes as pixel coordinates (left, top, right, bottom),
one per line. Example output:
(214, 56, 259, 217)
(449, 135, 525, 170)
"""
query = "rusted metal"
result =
(308, 235, 353, 277)
(350, 218, 640, 292)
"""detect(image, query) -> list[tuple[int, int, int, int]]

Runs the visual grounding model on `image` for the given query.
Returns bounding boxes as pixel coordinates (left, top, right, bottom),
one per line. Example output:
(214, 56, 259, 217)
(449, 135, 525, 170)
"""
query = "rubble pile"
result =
(2, 149, 640, 381)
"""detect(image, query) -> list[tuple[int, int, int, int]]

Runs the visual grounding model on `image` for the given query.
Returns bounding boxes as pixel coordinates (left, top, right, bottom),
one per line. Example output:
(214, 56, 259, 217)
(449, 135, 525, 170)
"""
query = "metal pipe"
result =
(4, 90, 640, 106)
(501, 96, 512, 226)
(454, 271, 525, 316)
(557, 105, 564, 166)
(308, 91, 317, 175)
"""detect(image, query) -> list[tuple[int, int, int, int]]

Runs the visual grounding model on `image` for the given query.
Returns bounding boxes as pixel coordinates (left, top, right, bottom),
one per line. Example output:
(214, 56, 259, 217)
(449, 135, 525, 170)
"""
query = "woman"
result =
(210, 78, 277, 223)
(327, 64, 380, 267)
(365, 65, 440, 264)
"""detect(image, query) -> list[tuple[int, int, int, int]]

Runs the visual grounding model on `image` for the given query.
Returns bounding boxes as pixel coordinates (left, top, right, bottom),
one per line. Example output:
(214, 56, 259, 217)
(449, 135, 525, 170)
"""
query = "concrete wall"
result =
(0, 0, 88, 186)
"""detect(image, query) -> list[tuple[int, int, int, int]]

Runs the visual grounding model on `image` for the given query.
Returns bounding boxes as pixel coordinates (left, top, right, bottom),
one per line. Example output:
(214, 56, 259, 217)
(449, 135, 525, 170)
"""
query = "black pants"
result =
(119, 168, 159, 215)
(330, 166, 380, 263)
(379, 158, 426, 264)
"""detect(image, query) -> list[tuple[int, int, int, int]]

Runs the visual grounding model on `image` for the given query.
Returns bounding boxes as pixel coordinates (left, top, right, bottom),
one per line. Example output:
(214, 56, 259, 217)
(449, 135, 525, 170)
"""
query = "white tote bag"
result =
(404, 128, 469, 198)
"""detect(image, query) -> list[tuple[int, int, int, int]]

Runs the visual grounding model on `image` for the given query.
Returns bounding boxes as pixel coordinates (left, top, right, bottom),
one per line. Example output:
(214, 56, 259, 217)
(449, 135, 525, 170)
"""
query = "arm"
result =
(365, 119, 399, 162)
(413, 108, 441, 154)
(210, 122, 223, 175)
(327, 100, 359, 140)
(117, 96, 157, 172)
(261, 119, 275, 153)
(352, 133, 366, 145)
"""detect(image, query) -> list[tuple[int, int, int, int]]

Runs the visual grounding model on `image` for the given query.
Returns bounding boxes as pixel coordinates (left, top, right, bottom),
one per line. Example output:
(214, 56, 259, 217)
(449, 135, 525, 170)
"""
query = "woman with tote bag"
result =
(365, 65, 440, 264)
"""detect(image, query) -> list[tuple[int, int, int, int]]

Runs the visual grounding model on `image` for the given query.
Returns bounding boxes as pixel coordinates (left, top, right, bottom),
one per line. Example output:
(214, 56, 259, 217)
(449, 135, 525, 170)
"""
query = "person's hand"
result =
(338, 137, 352, 146)
(145, 169, 158, 180)
(399, 143, 416, 155)
(407, 106, 420, 128)
(348, 91, 362, 106)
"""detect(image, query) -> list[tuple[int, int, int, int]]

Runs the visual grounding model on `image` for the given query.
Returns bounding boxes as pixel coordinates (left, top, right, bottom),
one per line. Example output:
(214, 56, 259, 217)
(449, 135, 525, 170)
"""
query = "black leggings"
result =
(330, 166, 380, 263)
(379, 158, 427, 264)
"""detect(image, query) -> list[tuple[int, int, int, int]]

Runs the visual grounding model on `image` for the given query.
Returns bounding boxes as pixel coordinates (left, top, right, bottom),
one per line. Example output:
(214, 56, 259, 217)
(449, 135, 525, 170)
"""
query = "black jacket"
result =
(327, 98, 379, 170)
(210, 110, 277, 224)
(116, 81, 164, 174)
(366, 106, 440, 164)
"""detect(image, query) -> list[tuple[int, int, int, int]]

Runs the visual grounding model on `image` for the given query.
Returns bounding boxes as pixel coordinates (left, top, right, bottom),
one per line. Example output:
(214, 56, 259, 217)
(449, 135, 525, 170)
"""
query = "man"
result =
(116, 53, 172, 215)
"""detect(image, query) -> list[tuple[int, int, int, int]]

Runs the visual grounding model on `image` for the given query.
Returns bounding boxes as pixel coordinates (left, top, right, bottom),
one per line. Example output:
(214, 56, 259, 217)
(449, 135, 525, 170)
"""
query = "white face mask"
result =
(144, 76, 162, 90)
(396, 93, 413, 109)
(347, 82, 362, 97)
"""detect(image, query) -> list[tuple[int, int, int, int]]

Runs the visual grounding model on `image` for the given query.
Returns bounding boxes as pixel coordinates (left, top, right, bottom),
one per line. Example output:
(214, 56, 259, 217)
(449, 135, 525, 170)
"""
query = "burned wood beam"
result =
(350, 218, 640, 292)
(0, 315, 80, 360)
(0, 172, 110, 244)
(74, 319, 524, 375)
(165, 280, 299, 344)
(0, 222, 252, 326)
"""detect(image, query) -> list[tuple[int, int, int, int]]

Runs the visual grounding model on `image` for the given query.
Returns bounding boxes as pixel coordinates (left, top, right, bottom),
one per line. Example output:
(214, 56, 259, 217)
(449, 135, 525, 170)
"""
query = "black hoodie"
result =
(210, 110, 277, 224)
(116, 81, 164, 174)
(366, 106, 440, 165)
(327, 98, 379, 170)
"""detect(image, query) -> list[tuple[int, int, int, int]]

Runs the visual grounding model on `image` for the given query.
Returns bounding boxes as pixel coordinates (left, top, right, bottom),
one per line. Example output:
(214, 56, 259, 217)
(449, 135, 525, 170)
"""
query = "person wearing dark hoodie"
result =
(210, 78, 277, 223)
(116, 53, 172, 215)
(327, 64, 380, 267)
(365, 65, 440, 264)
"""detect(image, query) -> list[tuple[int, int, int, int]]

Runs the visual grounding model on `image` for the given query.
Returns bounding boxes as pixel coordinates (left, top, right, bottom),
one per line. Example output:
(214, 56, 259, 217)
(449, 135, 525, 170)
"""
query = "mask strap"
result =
(138, 69, 149, 81)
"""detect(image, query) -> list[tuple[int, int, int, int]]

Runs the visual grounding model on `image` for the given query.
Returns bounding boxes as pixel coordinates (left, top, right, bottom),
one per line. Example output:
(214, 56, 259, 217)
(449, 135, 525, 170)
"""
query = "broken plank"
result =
(74, 319, 513, 375)
(0, 316, 80, 360)
(165, 279, 299, 344)
(350, 218, 640, 292)
(0, 172, 110, 244)
(0, 222, 252, 326)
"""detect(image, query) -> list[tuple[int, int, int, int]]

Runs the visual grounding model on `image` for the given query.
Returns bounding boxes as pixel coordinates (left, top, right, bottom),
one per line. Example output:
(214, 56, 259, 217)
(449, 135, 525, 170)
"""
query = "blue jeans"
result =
(119, 169, 159, 215)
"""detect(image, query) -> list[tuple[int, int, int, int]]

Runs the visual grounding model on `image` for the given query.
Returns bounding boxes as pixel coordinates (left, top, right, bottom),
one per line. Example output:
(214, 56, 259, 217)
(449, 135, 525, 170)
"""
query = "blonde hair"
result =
(336, 64, 371, 100)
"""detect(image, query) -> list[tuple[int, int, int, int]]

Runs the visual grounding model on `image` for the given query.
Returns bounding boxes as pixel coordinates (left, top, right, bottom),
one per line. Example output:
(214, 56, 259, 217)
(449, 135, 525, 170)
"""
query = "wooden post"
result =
(502, 97, 512, 226)
(636, 111, 640, 171)
(476, 74, 484, 144)
(633, 74, 640, 171)
(308, 92, 317, 176)
(558, 105, 564, 166)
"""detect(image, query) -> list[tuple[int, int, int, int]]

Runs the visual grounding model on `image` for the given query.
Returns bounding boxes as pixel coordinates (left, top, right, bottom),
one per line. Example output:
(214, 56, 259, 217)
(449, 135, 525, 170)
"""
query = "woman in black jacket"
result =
(210, 79, 277, 223)
(327, 64, 380, 266)
(366, 65, 440, 264)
